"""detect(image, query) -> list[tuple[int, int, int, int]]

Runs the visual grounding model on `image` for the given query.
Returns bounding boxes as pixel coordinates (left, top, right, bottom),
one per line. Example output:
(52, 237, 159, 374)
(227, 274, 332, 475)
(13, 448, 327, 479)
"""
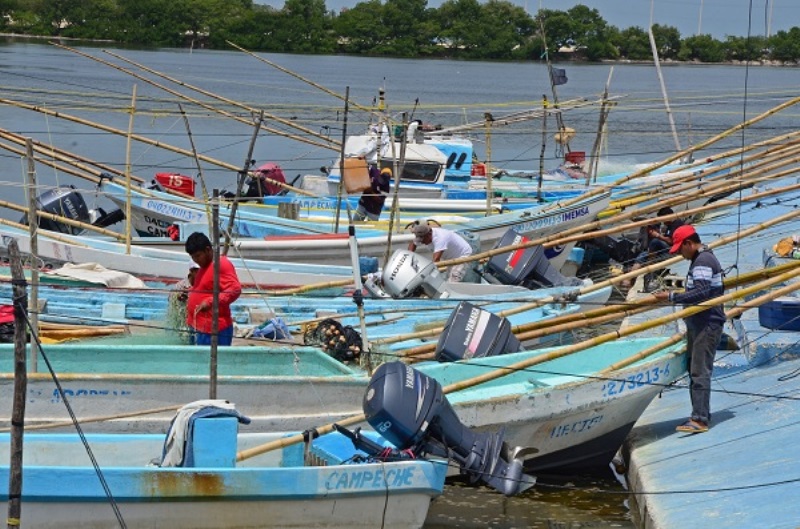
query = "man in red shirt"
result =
(185, 232, 242, 346)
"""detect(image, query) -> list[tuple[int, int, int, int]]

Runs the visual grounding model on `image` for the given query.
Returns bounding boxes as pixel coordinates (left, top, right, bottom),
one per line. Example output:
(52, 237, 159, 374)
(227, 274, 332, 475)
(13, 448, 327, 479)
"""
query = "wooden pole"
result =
(334, 87, 350, 233)
(7, 240, 27, 529)
(124, 85, 137, 255)
(589, 67, 614, 183)
(178, 103, 212, 231)
(484, 113, 493, 215)
(24, 139, 38, 372)
(210, 190, 220, 399)
(383, 113, 408, 267)
(224, 111, 264, 255)
(538, 96, 547, 202)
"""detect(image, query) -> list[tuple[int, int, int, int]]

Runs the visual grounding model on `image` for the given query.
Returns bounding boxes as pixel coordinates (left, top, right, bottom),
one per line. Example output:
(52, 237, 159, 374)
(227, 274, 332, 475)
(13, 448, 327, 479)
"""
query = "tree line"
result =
(2, 0, 799, 63)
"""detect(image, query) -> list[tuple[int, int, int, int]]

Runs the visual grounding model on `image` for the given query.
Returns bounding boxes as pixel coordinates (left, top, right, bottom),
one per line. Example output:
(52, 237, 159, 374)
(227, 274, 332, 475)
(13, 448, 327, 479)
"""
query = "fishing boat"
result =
(0, 222, 361, 290)
(0, 419, 447, 529)
(0, 332, 685, 473)
(92, 177, 611, 269)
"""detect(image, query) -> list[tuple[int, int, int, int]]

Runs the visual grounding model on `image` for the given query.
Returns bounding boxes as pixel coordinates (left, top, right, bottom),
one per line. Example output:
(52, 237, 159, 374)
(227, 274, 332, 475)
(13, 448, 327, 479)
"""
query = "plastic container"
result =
(758, 297, 800, 331)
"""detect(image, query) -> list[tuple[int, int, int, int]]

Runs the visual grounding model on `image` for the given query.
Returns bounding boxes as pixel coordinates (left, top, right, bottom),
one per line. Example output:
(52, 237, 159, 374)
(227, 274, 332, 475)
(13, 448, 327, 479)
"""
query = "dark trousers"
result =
(685, 321, 723, 425)
(191, 325, 234, 346)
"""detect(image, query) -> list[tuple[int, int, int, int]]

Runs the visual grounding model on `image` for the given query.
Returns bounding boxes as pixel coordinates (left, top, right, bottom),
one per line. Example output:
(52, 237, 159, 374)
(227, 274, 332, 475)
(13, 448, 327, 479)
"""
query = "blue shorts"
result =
(191, 325, 234, 346)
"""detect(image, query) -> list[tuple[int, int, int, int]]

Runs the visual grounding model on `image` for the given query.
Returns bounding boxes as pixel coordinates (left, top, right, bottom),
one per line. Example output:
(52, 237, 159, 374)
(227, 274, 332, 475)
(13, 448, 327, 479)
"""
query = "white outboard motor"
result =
(363, 361, 536, 496)
(370, 250, 451, 299)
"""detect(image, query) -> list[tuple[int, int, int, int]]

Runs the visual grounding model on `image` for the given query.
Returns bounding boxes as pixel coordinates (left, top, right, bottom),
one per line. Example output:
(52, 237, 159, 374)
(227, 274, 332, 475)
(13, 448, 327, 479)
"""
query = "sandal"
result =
(676, 420, 708, 433)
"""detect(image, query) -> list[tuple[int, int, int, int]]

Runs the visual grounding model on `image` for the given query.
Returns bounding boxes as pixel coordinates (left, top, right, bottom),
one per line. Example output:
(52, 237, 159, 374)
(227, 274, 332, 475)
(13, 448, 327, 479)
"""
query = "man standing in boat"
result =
(354, 166, 391, 221)
(409, 222, 473, 282)
(185, 232, 242, 346)
(653, 225, 725, 434)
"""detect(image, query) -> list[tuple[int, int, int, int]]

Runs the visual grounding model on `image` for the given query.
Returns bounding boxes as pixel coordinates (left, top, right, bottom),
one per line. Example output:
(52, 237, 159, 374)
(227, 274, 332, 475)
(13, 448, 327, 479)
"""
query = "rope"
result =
(17, 297, 127, 528)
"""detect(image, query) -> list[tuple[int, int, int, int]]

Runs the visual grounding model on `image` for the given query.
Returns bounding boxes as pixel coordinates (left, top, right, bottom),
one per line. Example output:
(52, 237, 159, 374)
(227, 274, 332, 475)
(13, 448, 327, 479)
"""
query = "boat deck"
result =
(622, 332, 800, 529)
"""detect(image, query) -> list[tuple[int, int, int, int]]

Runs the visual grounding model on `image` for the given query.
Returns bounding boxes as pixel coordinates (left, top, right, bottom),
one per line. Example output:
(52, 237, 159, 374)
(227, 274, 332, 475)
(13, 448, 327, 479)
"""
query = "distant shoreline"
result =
(2, 33, 797, 67)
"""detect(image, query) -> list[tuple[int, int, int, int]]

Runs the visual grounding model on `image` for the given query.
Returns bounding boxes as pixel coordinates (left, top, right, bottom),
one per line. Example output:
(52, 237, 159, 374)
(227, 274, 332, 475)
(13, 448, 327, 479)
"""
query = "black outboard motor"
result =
(19, 186, 90, 235)
(483, 229, 583, 289)
(363, 361, 536, 496)
(435, 301, 522, 362)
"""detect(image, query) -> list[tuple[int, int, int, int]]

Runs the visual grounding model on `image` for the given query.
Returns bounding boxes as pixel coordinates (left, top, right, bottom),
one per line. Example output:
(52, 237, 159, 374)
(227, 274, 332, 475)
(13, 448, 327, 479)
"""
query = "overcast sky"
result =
(256, 0, 796, 39)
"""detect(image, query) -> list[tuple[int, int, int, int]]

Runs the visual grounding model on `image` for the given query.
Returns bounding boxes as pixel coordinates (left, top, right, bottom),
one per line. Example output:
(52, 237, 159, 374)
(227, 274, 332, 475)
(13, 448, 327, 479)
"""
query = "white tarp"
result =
(47, 262, 149, 289)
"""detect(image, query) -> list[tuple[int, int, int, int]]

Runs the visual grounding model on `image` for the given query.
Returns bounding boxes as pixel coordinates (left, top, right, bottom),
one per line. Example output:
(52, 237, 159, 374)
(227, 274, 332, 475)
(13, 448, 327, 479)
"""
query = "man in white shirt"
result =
(409, 222, 473, 282)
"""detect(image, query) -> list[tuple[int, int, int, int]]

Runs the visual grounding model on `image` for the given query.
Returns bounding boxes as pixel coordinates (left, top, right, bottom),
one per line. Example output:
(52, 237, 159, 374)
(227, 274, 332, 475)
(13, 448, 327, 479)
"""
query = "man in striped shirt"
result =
(654, 225, 725, 434)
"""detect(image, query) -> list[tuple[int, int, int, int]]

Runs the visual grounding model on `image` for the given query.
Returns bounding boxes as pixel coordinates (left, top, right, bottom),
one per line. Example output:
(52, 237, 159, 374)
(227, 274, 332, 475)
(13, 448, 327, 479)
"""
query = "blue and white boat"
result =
(0, 419, 447, 529)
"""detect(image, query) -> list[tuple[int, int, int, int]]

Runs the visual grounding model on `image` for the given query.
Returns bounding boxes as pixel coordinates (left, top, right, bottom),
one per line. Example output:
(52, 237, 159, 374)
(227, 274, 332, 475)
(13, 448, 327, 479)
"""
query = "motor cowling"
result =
(435, 301, 522, 362)
(19, 186, 90, 235)
(379, 250, 448, 299)
(363, 361, 536, 496)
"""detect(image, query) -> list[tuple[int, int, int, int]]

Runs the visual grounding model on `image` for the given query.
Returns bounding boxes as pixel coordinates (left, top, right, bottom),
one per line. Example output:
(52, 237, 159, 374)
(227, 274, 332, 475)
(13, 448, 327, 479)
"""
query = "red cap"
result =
(670, 225, 696, 253)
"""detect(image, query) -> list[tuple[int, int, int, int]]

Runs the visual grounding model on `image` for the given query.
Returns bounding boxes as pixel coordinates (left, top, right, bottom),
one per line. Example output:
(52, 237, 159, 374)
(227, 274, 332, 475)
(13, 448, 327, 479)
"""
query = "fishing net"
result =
(166, 288, 193, 345)
(303, 318, 362, 363)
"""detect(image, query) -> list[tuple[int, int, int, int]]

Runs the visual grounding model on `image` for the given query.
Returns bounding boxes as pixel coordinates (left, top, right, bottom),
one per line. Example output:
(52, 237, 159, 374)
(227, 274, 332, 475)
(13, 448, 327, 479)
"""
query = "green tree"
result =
(273, 0, 335, 53)
(1, 0, 19, 29)
(615, 26, 650, 60)
(678, 34, 725, 62)
(210, 4, 278, 50)
(117, 0, 185, 46)
(651, 23, 681, 60)
(537, 5, 615, 61)
(333, 0, 389, 54)
(479, 0, 535, 60)
(433, 0, 483, 57)
(723, 35, 766, 61)
(380, 0, 434, 56)
(767, 28, 800, 62)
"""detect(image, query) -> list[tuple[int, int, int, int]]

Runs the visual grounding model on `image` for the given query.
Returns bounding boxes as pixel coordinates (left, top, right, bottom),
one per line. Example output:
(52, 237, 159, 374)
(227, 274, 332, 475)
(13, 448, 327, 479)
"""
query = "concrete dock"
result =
(623, 327, 800, 529)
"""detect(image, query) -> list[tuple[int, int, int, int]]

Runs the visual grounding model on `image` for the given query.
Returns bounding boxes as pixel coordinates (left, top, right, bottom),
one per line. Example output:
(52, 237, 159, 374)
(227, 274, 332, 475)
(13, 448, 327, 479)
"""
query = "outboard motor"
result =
(246, 162, 287, 197)
(20, 186, 91, 235)
(483, 229, 583, 289)
(435, 301, 522, 362)
(363, 361, 536, 496)
(366, 250, 450, 299)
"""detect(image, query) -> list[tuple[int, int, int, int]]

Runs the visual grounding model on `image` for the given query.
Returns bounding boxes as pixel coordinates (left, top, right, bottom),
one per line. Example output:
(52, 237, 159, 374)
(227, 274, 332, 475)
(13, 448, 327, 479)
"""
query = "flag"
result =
(551, 68, 568, 86)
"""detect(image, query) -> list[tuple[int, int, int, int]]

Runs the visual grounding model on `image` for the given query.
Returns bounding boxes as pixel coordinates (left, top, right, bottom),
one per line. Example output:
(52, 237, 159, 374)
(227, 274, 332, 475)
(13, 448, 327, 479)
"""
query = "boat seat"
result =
(189, 417, 239, 468)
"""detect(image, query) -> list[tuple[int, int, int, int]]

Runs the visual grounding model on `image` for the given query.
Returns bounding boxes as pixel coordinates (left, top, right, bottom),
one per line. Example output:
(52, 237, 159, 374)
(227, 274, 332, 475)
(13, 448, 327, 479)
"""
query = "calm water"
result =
(2, 40, 798, 527)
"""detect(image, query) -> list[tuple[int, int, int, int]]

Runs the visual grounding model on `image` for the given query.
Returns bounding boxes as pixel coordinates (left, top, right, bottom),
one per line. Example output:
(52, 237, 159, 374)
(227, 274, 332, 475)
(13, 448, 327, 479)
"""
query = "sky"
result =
(256, 0, 797, 39)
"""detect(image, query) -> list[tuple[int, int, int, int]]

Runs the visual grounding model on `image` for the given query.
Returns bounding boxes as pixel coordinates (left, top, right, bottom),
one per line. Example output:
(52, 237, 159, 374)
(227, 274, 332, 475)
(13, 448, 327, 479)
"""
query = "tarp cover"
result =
(47, 262, 148, 289)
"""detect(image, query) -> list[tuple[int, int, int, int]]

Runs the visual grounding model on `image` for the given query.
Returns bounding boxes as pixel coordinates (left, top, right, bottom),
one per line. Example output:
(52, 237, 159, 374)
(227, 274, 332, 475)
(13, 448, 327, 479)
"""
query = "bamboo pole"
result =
(124, 84, 137, 255)
(24, 139, 39, 370)
(237, 262, 800, 463)
(100, 48, 338, 149)
(400, 259, 800, 358)
(0, 198, 127, 241)
(0, 97, 318, 198)
(520, 94, 800, 220)
(439, 156, 800, 275)
(0, 405, 181, 434)
(0, 218, 92, 248)
(179, 102, 213, 232)
(376, 207, 800, 347)
(599, 277, 800, 374)
(439, 264, 800, 394)
(224, 111, 263, 255)
(50, 43, 338, 152)
(226, 41, 376, 116)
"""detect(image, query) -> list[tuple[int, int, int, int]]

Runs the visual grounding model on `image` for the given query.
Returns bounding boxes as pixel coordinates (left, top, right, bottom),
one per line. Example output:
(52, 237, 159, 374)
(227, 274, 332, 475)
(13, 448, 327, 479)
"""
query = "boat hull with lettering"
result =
(0, 336, 685, 473)
(0, 425, 446, 529)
